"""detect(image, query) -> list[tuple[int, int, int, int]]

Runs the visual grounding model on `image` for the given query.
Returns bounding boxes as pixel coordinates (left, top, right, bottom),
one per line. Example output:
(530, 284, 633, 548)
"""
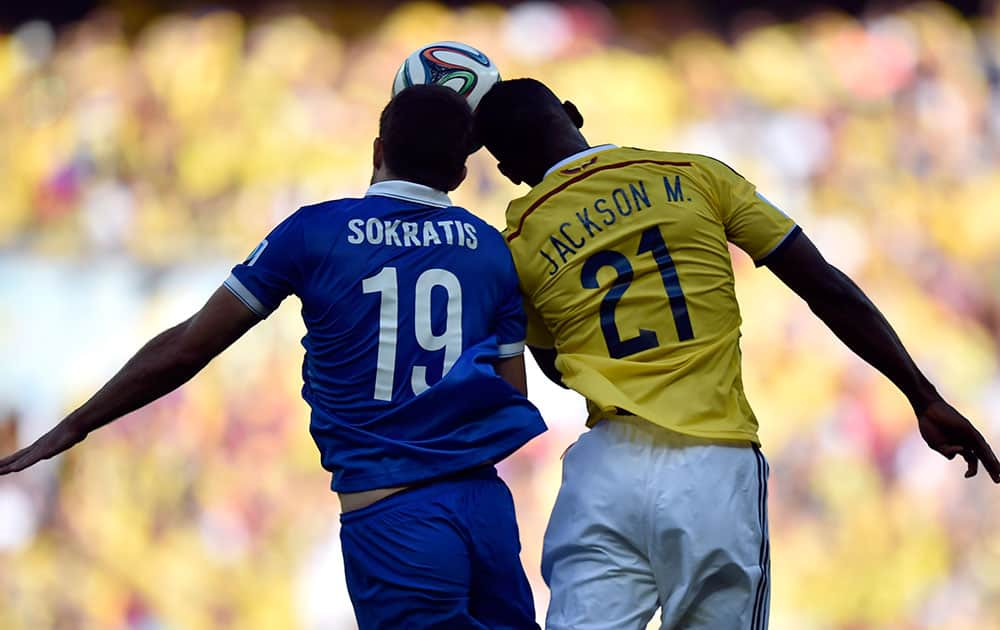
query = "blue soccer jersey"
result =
(224, 181, 546, 492)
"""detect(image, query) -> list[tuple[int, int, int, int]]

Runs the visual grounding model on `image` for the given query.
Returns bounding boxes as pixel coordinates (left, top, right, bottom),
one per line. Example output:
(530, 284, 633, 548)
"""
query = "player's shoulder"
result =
(449, 205, 506, 244)
(270, 197, 369, 256)
(686, 153, 746, 180)
(447, 204, 490, 226)
(280, 196, 390, 239)
(618, 148, 743, 178)
(501, 194, 534, 245)
(294, 196, 368, 222)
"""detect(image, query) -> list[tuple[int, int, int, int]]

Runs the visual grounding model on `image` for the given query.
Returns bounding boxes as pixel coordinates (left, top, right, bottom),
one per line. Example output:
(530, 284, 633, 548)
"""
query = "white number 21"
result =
(362, 267, 463, 401)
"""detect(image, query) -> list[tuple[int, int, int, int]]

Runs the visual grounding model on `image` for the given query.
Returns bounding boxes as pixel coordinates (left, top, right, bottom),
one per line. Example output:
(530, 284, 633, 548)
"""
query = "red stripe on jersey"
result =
(560, 156, 598, 174)
(506, 159, 693, 243)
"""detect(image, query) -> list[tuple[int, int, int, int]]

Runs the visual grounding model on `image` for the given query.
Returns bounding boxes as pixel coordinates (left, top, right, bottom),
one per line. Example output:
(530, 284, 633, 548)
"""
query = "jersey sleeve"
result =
(709, 160, 801, 266)
(494, 247, 528, 358)
(225, 211, 305, 318)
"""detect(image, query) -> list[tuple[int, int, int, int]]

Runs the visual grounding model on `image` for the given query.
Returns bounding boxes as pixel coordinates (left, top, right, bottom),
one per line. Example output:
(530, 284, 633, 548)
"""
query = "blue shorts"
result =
(340, 466, 539, 629)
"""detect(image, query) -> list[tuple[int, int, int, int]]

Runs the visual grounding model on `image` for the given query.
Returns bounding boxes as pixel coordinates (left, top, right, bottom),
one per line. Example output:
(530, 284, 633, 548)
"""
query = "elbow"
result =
(799, 263, 852, 303)
(803, 267, 869, 316)
(172, 348, 209, 374)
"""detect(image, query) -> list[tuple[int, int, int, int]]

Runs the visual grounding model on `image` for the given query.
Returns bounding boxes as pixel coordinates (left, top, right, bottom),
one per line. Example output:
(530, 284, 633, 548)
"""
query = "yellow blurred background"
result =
(1, 1, 999, 628)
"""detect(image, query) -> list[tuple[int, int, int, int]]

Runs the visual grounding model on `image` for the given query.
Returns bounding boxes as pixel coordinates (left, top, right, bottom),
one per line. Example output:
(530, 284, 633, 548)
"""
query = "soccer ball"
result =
(392, 41, 500, 110)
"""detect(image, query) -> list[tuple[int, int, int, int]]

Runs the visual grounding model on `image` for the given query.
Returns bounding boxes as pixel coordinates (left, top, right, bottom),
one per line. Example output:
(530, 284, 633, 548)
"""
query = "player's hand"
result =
(0, 424, 86, 476)
(917, 400, 1000, 483)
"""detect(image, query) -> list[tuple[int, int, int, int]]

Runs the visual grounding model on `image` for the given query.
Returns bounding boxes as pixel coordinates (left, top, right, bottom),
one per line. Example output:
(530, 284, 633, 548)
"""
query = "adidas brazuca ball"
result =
(392, 41, 501, 110)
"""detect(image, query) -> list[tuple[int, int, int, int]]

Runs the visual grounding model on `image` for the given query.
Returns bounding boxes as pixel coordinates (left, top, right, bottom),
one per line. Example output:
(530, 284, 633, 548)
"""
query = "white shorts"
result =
(541, 417, 770, 630)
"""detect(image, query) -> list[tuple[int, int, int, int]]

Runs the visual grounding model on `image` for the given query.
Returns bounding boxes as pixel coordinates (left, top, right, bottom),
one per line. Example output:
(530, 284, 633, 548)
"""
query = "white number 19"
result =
(362, 267, 463, 401)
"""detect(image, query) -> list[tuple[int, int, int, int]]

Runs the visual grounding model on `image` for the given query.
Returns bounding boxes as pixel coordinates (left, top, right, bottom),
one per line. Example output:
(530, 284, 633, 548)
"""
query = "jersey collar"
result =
(543, 144, 617, 179)
(366, 180, 453, 208)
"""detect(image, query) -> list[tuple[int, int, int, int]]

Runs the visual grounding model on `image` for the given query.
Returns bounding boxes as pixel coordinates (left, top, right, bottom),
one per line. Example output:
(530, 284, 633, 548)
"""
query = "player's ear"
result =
(563, 101, 584, 129)
(451, 165, 468, 191)
(372, 137, 383, 170)
(497, 161, 522, 185)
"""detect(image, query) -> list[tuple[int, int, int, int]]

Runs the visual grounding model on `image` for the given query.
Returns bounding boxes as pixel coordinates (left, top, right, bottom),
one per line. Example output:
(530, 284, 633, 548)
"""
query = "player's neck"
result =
(548, 143, 591, 166)
(370, 166, 396, 185)
(527, 140, 593, 186)
(545, 132, 591, 167)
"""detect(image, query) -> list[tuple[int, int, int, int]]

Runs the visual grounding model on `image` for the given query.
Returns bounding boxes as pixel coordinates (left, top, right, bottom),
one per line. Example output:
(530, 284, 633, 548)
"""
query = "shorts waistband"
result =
(339, 464, 498, 524)
(593, 415, 754, 449)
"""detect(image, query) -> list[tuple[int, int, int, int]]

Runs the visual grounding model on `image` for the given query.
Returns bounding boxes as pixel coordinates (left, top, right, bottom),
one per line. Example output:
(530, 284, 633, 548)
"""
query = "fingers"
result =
(939, 445, 962, 460)
(0, 444, 47, 476)
(0, 450, 32, 476)
(925, 410, 1000, 483)
(971, 432, 1000, 483)
(961, 451, 978, 479)
(933, 443, 999, 483)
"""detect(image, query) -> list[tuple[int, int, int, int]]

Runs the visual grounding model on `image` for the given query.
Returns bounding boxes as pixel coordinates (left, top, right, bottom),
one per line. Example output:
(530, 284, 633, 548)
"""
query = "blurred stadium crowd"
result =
(1, 1, 1000, 628)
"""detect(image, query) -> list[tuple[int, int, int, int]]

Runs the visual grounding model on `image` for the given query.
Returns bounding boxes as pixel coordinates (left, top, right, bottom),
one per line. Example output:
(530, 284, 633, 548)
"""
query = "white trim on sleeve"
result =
(224, 273, 271, 317)
(497, 340, 526, 358)
(755, 192, 791, 218)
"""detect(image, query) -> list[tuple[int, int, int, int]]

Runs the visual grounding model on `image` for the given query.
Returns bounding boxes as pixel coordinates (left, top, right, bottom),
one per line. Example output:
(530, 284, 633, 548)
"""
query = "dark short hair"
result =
(474, 78, 571, 166)
(379, 85, 474, 192)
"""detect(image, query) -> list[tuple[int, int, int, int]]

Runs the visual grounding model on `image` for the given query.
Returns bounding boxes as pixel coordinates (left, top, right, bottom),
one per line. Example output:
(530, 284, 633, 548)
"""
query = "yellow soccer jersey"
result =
(504, 146, 799, 443)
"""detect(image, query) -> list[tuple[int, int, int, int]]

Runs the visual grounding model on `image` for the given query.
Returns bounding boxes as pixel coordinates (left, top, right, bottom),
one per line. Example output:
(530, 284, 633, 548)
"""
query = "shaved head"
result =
(474, 78, 587, 186)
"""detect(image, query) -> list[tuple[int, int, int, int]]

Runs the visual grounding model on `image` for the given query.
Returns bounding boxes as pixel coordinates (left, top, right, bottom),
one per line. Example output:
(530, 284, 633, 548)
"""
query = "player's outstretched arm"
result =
(0, 286, 261, 476)
(766, 232, 1000, 483)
